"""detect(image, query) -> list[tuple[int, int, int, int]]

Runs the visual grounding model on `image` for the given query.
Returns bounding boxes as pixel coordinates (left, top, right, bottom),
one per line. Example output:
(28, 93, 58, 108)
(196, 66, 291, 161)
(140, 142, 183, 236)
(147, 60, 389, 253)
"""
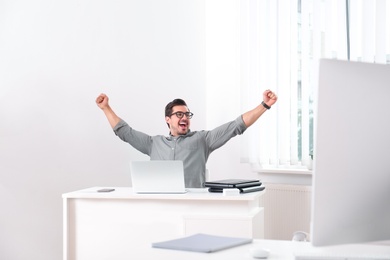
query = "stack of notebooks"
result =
(204, 179, 264, 194)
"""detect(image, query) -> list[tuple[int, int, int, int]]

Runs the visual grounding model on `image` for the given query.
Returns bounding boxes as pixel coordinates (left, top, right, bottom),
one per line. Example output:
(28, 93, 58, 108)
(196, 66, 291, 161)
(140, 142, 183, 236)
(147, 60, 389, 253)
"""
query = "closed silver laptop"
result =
(130, 160, 187, 194)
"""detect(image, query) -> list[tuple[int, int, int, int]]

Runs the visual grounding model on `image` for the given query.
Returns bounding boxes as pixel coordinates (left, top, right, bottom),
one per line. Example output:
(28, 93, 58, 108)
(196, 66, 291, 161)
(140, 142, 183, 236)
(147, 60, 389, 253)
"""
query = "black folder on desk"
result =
(152, 233, 252, 253)
(208, 185, 265, 194)
(204, 179, 260, 188)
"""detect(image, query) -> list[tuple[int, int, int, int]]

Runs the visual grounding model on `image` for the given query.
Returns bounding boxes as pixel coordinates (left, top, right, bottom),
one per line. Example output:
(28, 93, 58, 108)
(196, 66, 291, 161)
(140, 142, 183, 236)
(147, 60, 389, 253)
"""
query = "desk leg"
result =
(63, 198, 68, 260)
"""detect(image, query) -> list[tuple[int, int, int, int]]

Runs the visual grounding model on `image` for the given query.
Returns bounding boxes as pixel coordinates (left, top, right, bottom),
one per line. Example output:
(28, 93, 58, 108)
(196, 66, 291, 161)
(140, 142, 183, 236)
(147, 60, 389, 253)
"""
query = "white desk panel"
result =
(63, 187, 265, 260)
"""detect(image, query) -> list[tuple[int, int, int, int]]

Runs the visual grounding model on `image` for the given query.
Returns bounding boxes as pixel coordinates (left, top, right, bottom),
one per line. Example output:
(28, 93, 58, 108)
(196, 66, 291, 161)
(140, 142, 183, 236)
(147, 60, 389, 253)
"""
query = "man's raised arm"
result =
(96, 93, 121, 129)
(242, 89, 278, 128)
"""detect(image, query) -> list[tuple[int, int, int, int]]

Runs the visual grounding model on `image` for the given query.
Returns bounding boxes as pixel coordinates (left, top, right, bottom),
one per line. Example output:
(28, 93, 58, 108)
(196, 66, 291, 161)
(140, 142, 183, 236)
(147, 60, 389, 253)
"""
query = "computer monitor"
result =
(311, 59, 390, 246)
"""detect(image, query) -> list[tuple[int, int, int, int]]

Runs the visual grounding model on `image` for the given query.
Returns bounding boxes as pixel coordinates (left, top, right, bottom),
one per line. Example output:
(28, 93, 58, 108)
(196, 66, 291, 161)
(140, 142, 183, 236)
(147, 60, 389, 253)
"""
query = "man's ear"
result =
(165, 116, 171, 128)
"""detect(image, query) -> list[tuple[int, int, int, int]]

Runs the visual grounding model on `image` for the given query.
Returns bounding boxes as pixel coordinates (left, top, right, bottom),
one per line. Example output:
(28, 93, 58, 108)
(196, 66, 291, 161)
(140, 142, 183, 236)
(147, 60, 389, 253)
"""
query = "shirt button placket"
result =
(171, 138, 177, 159)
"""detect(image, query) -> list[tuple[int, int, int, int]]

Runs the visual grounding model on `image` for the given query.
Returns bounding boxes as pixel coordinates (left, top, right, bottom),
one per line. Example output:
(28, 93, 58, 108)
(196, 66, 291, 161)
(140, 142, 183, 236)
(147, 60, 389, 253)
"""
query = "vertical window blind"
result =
(239, 0, 389, 171)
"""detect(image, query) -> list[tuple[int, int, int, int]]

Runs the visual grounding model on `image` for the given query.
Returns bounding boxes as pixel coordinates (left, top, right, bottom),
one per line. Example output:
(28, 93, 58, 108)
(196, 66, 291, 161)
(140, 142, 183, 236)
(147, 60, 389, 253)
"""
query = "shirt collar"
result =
(167, 129, 192, 139)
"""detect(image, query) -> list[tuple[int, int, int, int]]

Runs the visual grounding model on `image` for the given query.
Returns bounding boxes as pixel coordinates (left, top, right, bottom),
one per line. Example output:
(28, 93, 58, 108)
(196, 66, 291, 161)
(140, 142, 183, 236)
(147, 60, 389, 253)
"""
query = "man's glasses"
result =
(170, 111, 194, 119)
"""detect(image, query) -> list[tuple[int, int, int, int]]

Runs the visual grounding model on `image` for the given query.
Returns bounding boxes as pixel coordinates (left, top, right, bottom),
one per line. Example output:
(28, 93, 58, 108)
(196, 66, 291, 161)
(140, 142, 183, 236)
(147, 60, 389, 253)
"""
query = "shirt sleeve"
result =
(205, 116, 247, 153)
(113, 119, 152, 155)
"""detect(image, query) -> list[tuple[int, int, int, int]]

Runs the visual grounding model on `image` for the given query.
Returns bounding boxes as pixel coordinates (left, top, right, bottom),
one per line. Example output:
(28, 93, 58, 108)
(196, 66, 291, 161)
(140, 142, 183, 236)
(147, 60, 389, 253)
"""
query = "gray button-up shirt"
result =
(113, 116, 247, 188)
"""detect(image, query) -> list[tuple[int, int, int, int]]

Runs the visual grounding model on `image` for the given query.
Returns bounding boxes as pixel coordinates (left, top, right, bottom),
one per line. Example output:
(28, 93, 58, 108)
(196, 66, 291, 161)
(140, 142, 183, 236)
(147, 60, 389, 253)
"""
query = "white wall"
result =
(0, 1, 207, 259)
(204, 0, 257, 181)
(0, 1, 308, 259)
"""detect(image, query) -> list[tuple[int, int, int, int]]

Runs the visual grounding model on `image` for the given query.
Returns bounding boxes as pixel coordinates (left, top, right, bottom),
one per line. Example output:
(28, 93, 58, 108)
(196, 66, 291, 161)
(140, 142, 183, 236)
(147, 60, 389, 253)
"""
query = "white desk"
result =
(62, 187, 265, 260)
(61, 233, 390, 260)
(152, 239, 390, 260)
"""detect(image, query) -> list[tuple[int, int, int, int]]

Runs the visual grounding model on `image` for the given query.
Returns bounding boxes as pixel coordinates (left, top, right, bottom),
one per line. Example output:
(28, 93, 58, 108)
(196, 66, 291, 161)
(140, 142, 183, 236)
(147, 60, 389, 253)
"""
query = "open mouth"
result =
(179, 121, 188, 130)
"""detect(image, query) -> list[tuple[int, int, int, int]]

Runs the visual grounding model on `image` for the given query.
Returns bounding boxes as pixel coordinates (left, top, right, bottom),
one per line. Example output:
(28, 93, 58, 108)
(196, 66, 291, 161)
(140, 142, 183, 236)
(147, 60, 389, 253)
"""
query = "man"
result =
(96, 90, 277, 188)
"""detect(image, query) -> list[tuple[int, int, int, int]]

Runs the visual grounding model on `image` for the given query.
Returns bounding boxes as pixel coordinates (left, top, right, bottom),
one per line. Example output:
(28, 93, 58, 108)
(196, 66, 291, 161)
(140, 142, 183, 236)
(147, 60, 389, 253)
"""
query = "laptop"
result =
(130, 160, 187, 194)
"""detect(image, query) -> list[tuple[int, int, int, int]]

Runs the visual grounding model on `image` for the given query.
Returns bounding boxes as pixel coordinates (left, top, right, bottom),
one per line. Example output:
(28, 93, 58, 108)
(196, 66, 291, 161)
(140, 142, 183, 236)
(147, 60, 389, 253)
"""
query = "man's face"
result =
(165, 105, 191, 136)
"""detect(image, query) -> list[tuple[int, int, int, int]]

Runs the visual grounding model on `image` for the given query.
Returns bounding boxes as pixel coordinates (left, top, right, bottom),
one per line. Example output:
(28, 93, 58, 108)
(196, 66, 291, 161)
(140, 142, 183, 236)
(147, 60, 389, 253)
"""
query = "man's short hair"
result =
(165, 98, 188, 117)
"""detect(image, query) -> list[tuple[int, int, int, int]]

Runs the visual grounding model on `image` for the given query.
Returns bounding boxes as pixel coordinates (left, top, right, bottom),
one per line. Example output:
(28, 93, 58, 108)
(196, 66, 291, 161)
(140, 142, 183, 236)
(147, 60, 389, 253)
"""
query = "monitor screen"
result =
(311, 59, 390, 246)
